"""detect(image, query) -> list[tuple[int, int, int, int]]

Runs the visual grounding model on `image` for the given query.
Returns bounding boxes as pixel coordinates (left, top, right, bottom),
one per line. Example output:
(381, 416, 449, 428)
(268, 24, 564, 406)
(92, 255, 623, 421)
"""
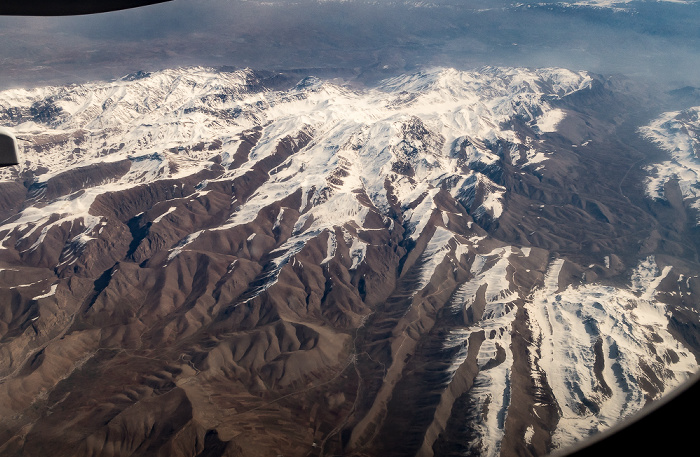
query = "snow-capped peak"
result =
(0, 65, 594, 255)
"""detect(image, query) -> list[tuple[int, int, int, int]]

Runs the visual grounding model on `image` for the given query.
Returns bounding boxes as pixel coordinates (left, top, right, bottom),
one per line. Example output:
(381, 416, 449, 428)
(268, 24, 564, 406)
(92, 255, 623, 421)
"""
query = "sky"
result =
(0, 0, 698, 90)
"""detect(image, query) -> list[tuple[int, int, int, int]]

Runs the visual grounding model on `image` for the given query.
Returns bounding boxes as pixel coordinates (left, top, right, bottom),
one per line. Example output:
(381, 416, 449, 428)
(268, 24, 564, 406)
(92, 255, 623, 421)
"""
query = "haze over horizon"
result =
(0, 0, 699, 90)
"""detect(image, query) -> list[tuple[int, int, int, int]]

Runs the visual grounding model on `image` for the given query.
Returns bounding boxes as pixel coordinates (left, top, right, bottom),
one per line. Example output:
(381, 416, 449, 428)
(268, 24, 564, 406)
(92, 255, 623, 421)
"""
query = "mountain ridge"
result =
(0, 66, 698, 457)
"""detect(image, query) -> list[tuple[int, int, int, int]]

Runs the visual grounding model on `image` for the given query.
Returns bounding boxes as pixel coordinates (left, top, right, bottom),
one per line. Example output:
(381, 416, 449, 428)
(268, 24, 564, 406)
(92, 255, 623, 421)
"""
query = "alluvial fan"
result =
(0, 66, 698, 457)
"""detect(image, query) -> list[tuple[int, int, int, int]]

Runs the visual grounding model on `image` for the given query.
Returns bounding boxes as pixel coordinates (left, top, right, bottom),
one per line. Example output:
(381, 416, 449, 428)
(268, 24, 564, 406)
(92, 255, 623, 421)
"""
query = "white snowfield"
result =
(0, 66, 589, 256)
(640, 107, 700, 222)
(440, 252, 697, 455)
(528, 256, 697, 450)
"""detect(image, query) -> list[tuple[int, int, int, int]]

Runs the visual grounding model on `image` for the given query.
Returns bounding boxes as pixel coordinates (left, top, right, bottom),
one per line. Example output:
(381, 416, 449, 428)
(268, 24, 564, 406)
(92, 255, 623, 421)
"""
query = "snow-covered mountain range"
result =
(641, 106, 700, 221)
(0, 66, 698, 457)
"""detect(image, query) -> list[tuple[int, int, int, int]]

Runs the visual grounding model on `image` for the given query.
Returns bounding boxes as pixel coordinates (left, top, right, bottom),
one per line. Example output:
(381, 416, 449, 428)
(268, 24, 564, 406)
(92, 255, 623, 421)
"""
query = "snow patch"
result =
(32, 284, 58, 300)
(153, 206, 177, 224)
(349, 237, 368, 270)
(167, 230, 204, 261)
(524, 425, 535, 445)
(536, 108, 566, 133)
(321, 230, 337, 264)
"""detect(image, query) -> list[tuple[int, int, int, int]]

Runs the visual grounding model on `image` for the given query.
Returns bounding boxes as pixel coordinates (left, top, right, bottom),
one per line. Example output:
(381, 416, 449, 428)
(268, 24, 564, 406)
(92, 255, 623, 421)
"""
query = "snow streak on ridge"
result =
(442, 246, 519, 456)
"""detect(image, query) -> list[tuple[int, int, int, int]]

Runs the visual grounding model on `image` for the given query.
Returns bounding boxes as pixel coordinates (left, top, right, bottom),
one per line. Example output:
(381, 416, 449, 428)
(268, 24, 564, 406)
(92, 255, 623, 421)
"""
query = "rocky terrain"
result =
(0, 66, 698, 457)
